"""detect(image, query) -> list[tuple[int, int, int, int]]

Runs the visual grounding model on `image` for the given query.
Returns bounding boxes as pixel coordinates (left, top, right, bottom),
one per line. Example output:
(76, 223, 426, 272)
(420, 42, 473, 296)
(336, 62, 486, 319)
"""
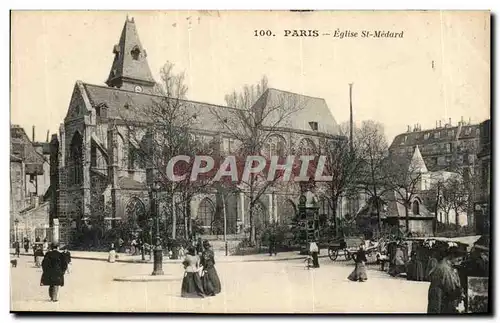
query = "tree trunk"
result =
(455, 208, 460, 230)
(185, 199, 191, 239)
(404, 204, 410, 233)
(331, 198, 338, 236)
(373, 187, 381, 234)
(249, 204, 255, 245)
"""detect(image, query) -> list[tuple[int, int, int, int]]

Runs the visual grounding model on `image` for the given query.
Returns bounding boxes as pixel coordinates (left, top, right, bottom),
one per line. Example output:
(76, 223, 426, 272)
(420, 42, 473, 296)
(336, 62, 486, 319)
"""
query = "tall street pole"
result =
(349, 83, 354, 154)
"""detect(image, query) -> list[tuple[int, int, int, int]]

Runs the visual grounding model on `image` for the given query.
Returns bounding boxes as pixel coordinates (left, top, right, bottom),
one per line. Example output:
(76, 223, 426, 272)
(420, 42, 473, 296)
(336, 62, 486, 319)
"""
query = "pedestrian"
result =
(34, 245, 44, 267)
(62, 247, 72, 274)
(268, 228, 278, 256)
(42, 239, 49, 254)
(14, 240, 20, 258)
(130, 238, 137, 255)
(24, 238, 30, 253)
(389, 244, 406, 277)
(108, 243, 117, 263)
(35, 236, 41, 243)
(196, 237, 203, 255)
(40, 243, 68, 302)
(201, 240, 221, 296)
(118, 238, 124, 253)
(348, 244, 368, 282)
(427, 245, 464, 314)
(178, 245, 185, 258)
(181, 246, 205, 298)
(309, 241, 320, 268)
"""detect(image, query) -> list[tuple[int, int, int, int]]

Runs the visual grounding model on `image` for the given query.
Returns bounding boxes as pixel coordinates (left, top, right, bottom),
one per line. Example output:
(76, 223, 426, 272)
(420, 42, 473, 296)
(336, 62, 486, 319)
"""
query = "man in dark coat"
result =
(23, 238, 30, 253)
(14, 241, 20, 258)
(41, 243, 68, 302)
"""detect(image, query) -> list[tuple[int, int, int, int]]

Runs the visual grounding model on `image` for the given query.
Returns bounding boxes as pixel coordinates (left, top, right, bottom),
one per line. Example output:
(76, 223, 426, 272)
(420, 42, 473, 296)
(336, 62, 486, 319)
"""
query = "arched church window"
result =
(70, 132, 83, 185)
(197, 198, 215, 228)
(266, 135, 286, 157)
(125, 198, 146, 227)
(412, 200, 420, 215)
(131, 46, 141, 60)
(298, 138, 316, 156)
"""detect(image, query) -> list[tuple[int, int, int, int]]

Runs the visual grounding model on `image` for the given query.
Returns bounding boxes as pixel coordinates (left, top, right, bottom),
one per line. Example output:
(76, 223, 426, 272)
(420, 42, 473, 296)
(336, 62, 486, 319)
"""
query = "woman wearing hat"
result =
(427, 244, 464, 314)
(40, 243, 68, 302)
(348, 243, 368, 282)
(181, 246, 205, 298)
(200, 240, 221, 296)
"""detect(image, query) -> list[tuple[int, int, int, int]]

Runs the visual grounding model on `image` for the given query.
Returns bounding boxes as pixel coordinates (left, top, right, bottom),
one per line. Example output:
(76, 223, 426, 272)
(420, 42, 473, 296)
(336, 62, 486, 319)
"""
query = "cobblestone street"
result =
(10, 255, 430, 313)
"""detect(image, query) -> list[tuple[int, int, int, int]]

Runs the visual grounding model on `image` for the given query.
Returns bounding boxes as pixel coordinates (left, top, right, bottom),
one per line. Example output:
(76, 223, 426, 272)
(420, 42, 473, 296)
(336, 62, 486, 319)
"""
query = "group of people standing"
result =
(181, 240, 221, 298)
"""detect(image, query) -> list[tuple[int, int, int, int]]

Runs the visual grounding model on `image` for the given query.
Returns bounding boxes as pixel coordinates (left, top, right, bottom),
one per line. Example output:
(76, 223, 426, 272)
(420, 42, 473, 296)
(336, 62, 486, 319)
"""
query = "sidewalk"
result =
(10, 249, 330, 264)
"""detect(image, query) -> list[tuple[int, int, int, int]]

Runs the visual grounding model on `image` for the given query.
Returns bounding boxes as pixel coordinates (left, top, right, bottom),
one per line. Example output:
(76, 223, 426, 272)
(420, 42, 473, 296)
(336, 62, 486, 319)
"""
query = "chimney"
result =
(32, 126, 35, 142)
(449, 118, 452, 126)
(469, 117, 471, 125)
(436, 120, 438, 129)
(439, 120, 442, 128)
(46, 130, 49, 142)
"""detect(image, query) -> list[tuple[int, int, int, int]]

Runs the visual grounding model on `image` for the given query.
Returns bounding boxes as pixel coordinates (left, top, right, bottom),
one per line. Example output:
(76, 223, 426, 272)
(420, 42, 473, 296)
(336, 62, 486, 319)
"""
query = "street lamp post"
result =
(148, 217, 153, 260)
(149, 182, 164, 276)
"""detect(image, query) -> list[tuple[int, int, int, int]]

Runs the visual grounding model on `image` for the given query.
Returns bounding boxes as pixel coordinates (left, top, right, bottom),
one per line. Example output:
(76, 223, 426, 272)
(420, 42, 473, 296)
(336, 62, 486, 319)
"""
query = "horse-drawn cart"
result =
(327, 239, 350, 261)
(328, 237, 381, 261)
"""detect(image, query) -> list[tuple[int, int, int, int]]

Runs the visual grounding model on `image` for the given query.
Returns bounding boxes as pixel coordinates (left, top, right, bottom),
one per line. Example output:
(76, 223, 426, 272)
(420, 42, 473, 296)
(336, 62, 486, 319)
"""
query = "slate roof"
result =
(82, 83, 340, 138)
(10, 126, 45, 173)
(251, 88, 340, 135)
(106, 17, 155, 86)
(389, 123, 480, 151)
(409, 146, 428, 173)
(83, 83, 240, 133)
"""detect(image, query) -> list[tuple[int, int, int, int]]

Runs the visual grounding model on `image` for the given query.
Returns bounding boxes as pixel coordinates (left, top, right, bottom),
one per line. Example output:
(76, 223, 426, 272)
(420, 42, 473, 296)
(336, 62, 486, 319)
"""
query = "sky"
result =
(10, 10, 490, 144)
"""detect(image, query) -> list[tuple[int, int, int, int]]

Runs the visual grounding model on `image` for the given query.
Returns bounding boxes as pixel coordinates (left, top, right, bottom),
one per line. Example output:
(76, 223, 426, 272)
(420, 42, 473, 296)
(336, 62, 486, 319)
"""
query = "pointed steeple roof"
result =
(106, 17, 155, 90)
(409, 145, 428, 173)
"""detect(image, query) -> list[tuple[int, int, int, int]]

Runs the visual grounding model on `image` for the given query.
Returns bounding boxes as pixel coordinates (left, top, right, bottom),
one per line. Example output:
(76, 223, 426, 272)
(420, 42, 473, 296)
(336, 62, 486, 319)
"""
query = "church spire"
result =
(106, 17, 156, 93)
(409, 145, 428, 173)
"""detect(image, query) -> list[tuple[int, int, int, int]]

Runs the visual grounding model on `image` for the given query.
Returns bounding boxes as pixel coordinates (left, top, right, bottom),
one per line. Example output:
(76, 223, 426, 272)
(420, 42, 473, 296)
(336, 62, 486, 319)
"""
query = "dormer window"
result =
(308, 121, 318, 131)
(131, 46, 141, 60)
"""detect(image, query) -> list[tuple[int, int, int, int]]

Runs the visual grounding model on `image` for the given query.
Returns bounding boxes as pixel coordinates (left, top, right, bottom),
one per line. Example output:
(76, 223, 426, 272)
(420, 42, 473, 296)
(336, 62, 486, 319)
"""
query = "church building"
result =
(50, 17, 344, 246)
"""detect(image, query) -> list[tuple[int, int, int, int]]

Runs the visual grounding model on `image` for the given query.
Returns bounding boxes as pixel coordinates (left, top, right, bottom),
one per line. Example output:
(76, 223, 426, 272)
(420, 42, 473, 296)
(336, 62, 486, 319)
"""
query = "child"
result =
(62, 247, 72, 274)
(108, 243, 116, 263)
(178, 245, 185, 258)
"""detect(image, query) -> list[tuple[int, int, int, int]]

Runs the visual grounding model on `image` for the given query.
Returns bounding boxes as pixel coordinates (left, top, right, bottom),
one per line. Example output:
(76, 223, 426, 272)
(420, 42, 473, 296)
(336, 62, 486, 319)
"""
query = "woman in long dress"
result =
(427, 247, 464, 314)
(389, 245, 406, 277)
(201, 240, 221, 296)
(181, 246, 205, 298)
(348, 244, 368, 282)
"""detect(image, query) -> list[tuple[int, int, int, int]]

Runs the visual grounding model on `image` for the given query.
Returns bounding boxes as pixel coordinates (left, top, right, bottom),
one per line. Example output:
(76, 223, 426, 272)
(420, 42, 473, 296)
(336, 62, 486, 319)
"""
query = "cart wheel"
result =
(328, 248, 338, 261)
(344, 250, 352, 261)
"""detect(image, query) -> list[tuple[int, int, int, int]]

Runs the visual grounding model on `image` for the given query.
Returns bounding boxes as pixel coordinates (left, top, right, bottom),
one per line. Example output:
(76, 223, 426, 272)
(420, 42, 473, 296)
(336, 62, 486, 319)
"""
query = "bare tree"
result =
(122, 62, 210, 239)
(210, 76, 305, 245)
(321, 121, 363, 235)
(354, 121, 390, 233)
(385, 155, 423, 233)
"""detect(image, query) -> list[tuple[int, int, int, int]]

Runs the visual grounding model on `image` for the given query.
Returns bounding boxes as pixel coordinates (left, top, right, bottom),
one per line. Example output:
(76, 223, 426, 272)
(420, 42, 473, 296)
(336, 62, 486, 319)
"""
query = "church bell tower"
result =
(106, 17, 156, 94)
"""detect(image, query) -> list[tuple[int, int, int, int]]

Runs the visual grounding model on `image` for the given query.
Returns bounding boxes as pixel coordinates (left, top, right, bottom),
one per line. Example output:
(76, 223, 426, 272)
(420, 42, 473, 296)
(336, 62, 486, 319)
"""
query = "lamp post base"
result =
(151, 247, 164, 276)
